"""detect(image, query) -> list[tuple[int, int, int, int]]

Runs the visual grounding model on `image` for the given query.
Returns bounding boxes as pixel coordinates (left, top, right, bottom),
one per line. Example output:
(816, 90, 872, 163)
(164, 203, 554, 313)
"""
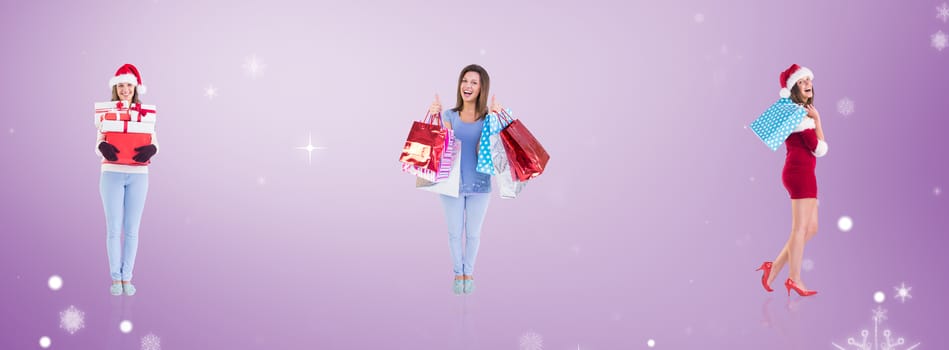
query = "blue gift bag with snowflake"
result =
(476, 109, 514, 175)
(750, 98, 807, 151)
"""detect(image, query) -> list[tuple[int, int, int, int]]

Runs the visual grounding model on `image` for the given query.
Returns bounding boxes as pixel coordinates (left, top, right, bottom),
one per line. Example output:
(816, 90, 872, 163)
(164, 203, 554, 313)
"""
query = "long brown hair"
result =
(111, 85, 142, 104)
(790, 84, 813, 106)
(451, 64, 490, 120)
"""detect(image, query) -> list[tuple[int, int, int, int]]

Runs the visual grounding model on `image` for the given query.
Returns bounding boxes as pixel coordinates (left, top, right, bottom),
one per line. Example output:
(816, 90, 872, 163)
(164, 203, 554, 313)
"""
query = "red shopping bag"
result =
(498, 110, 549, 181)
(399, 113, 448, 173)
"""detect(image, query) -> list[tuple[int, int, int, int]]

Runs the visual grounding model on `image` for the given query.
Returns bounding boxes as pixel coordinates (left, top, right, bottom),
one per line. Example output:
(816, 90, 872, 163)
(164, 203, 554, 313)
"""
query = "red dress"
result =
(782, 119, 827, 199)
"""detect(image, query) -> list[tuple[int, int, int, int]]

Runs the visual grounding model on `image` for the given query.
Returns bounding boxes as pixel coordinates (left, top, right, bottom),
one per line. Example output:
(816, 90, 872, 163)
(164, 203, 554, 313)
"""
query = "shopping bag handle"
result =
(495, 109, 514, 124)
(423, 111, 444, 128)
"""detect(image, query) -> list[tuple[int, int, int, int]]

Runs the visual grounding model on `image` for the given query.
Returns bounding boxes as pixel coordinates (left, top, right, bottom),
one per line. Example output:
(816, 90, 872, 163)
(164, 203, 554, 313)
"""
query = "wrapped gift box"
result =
(99, 120, 155, 134)
(95, 102, 157, 123)
(103, 132, 152, 165)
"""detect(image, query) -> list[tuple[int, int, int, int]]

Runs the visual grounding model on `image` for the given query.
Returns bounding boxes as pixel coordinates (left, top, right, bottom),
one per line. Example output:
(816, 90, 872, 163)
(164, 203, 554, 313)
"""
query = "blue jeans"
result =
(440, 193, 491, 276)
(100, 171, 149, 281)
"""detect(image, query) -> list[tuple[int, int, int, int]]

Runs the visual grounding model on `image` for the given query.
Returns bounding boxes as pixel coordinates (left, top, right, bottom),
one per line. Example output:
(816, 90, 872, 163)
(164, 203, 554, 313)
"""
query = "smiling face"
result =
(114, 83, 136, 102)
(459, 71, 482, 103)
(790, 77, 814, 106)
(796, 77, 813, 99)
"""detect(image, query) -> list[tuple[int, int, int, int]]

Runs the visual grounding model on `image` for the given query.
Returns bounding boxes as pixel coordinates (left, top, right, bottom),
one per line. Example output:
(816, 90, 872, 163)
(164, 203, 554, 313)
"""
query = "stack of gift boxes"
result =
(95, 101, 157, 165)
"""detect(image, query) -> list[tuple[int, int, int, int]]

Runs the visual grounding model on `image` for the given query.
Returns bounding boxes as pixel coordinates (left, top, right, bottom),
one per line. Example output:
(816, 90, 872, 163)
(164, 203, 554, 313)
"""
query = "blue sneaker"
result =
(453, 279, 464, 295)
(110, 284, 123, 296)
(123, 283, 136, 296)
(464, 278, 475, 294)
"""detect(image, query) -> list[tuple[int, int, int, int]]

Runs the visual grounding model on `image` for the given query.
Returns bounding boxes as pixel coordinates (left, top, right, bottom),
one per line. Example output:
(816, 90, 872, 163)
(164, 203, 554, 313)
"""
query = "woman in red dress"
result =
(756, 64, 828, 296)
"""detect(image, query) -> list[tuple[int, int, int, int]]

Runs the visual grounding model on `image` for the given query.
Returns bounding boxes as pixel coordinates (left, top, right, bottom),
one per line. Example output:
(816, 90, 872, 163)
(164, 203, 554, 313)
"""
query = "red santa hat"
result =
(778, 64, 813, 98)
(109, 63, 147, 95)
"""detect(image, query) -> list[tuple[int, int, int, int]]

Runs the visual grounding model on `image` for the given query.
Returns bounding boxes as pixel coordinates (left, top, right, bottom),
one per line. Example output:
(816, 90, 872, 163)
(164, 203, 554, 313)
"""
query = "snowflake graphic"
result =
(520, 331, 543, 350)
(932, 30, 948, 51)
(938, 2, 949, 22)
(694, 13, 705, 23)
(204, 85, 218, 99)
(832, 306, 920, 350)
(59, 305, 85, 334)
(893, 283, 913, 303)
(837, 97, 855, 116)
(243, 55, 266, 78)
(141, 333, 161, 350)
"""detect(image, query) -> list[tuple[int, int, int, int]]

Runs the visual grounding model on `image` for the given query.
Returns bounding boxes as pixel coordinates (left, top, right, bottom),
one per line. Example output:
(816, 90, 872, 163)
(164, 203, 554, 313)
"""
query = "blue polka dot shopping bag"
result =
(750, 98, 807, 151)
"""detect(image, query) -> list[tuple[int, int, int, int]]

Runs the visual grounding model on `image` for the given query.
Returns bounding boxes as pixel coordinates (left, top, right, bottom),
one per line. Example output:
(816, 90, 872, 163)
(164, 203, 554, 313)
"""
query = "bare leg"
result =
(768, 203, 819, 286)
(787, 198, 817, 289)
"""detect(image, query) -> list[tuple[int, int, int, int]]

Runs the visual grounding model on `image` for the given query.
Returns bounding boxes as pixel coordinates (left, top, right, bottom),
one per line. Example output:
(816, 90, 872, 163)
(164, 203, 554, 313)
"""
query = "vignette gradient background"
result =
(1, 0, 947, 348)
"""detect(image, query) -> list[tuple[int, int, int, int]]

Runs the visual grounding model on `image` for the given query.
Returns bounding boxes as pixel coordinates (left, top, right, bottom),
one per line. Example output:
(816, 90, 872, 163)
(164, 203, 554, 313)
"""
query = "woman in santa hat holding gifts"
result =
(756, 64, 828, 297)
(96, 63, 158, 296)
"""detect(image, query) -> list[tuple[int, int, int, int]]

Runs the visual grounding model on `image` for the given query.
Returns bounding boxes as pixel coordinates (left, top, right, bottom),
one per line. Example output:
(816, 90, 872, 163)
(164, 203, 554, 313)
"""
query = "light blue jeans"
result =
(100, 171, 149, 281)
(440, 193, 491, 276)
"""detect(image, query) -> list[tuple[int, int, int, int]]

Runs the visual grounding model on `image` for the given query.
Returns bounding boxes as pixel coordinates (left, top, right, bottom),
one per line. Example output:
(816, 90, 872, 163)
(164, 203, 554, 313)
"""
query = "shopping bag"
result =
(750, 98, 807, 151)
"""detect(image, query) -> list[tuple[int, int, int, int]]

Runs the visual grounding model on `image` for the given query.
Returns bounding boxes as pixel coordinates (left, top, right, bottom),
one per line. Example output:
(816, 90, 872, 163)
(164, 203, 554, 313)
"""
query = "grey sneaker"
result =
(110, 284, 123, 296)
(123, 283, 136, 296)
(463, 279, 475, 294)
(453, 279, 465, 295)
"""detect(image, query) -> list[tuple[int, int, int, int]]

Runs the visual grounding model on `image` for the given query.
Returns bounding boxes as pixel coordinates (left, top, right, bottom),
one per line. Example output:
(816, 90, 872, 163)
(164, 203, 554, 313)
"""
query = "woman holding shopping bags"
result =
(428, 64, 503, 295)
(96, 64, 159, 296)
(756, 64, 828, 297)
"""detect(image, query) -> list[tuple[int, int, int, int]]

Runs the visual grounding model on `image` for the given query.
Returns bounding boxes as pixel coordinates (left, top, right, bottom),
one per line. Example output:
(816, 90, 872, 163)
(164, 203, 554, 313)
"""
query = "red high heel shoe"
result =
(755, 262, 774, 292)
(785, 278, 818, 297)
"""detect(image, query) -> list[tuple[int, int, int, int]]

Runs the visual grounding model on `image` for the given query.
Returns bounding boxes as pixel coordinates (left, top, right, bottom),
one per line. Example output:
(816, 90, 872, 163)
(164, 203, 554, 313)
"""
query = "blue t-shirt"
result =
(442, 109, 491, 193)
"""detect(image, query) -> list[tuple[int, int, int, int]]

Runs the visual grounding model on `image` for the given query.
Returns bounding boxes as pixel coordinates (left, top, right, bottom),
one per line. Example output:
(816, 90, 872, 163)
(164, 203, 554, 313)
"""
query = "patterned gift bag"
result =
(750, 98, 807, 151)
(415, 140, 462, 197)
(476, 110, 511, 175)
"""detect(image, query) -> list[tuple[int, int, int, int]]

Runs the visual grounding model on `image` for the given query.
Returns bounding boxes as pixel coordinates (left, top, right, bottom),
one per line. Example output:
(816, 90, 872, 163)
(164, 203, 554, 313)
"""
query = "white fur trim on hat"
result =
(780, 88, 791, 98)
(136, 85, 147, 94)
(109, 73, 138, 88)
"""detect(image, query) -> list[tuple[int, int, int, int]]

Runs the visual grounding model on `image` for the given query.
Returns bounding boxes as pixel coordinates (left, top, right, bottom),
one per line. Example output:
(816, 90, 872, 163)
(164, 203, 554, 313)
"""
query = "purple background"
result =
(1, 0, 947, 349)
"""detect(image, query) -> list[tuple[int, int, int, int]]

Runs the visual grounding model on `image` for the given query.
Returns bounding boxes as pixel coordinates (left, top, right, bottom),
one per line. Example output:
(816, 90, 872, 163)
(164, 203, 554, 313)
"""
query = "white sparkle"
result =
(141, 333, 161, 350)
(243, 55, 266, 78)
(8, 128, 13, 134)
(938, 3, 949, 22)
(838, 216, 854, 232)
(48, 275, 63, 291)
(932, 30, 948, 51)
(120, 320, 134, 333)
(295, 133, 327, 164)
(39, 336, 51, 348)
(204, 85, 218, 99)
(257, 176, 266, 185)
(749, 176, 756, 182)
(893, 282, 913, 303)
(934, 186, 942, 196)
(519, 331, 543, 350)
(803, 258, 815, 272)
(647, 339, 656, 347)
(480, 48, 486, 56)
(836, 97, 855, 116)
(874, 291, 886, 303)
(694, 13, 705, 23)
(570, 245, 581, 255)
(60, 305, 85, 334)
